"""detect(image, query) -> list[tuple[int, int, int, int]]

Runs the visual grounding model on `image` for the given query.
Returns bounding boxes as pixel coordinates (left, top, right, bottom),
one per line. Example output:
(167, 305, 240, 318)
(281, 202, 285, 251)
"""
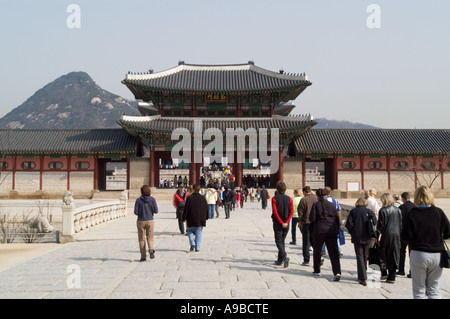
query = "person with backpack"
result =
(134, 185, 158, 261)
(222, 186, 233, 219)
(173, 184, 189, 234)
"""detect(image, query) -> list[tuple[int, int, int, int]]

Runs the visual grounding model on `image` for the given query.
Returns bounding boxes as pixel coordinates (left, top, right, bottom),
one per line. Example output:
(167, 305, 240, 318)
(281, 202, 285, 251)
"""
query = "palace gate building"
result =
(0, 61, 449, 198)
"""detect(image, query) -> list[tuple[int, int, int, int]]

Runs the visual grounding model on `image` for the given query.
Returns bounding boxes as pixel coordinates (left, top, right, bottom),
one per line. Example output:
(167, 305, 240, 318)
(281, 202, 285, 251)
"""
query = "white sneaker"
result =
(313, 272, 321, 277)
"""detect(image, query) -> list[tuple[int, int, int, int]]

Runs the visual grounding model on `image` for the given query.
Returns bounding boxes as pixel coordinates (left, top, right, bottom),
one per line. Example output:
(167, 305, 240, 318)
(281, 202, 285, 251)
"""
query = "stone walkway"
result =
(0, 199, 449, 300)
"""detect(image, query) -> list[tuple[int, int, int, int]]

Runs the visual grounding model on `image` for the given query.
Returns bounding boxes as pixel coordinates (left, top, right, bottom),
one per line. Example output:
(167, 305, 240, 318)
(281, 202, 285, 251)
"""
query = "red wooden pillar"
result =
(149, 147, 155, 187)
(236, 162, 243, 187)
(39, 156, 44, 191)
(189, 149, 196, 187)
(67, 155, 71, 191)
(126, 155, 131, 190)
(387, 155, 391, 190)
(277, 146, 283, 183)
(301, 155, 306, 188)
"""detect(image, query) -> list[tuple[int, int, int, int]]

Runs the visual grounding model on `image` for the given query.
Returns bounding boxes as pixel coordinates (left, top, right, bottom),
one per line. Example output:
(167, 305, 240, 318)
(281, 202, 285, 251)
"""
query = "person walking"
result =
(345, 197, 377, 286)
(397, 192, 416, 277)
(173, 184, 189, 234)
(309, 188, 341, 281)
(271, 181, 294, 267)
(222, 186, 232, 219)
(183, 184, 209, 252)
(367, 188, 380, 216)
(205, 184, 218, 219)
(134, 185, 158, 261)
(297, 186, 317, 266)
(260, 185, 268, 210)
(401, 186, 450, 299)
(377, 193, 402, 283)
(324, 186, 343, 257)
(290, 189, 302, 245)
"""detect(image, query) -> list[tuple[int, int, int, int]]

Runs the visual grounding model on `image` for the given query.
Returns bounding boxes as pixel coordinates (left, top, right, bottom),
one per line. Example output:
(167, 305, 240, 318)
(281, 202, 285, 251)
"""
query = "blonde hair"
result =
(294, 189, 300, 196)
(380, 193, 394, 207)
(414, 186, 435, 206)
(355, 197, 368, 207)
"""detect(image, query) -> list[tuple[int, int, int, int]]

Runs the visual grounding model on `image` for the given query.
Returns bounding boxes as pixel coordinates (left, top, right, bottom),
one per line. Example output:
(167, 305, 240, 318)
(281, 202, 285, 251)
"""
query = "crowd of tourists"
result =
(133, 181, 450, 299)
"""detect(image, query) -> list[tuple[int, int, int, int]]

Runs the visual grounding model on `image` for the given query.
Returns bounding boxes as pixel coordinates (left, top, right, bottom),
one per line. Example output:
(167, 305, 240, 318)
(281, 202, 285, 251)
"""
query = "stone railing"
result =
(61, 190, 128, 242)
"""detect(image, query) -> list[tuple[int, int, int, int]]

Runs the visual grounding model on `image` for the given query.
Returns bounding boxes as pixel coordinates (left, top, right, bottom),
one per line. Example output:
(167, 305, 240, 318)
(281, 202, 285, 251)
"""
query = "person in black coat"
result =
(182, 184, 208, 252)
(345, 197, 377, 286)
(397, 192, 416, 276)
(377, 193, 402, 283)
(309, 188, 341, 281)
(260, 185, 268, 210)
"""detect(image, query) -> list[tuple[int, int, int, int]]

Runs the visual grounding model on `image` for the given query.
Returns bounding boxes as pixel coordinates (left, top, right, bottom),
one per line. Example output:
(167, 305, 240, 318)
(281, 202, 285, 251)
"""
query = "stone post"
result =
(119, 190, 128, 216)
(61, 191, 75, 243)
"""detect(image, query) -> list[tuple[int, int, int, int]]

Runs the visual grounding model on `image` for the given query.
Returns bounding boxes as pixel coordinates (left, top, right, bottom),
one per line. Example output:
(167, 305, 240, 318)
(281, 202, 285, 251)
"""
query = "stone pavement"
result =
(0, 199, 449, 300)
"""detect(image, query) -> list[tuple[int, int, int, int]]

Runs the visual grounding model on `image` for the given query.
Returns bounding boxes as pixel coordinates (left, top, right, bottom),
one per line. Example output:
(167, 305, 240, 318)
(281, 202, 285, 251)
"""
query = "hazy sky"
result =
(1, 1, 449, 129)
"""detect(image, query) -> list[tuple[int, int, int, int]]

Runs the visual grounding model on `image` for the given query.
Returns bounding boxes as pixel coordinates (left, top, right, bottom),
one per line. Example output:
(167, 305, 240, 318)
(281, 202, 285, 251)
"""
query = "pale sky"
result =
(1, 0, 449, 129)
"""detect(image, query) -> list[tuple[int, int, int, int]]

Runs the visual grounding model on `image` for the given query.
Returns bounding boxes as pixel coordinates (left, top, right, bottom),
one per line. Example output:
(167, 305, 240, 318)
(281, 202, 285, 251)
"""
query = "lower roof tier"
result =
(118, 114, 317, 137)
(294, 129, 450, 154)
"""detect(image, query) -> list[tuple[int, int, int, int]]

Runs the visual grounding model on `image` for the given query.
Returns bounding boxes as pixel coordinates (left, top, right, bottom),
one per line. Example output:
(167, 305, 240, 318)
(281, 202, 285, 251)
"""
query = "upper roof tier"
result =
(122, 61, 312, 99)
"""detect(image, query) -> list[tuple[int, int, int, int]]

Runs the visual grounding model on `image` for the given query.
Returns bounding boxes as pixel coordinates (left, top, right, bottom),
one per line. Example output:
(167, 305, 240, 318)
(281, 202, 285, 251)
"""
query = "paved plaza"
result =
(0, 198, 449, 300)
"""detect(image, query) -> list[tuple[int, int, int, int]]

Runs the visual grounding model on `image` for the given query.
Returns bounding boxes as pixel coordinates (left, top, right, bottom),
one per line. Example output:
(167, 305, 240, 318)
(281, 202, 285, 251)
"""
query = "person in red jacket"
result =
(173, 184, 189, 235)
(271, 181, 294, 268)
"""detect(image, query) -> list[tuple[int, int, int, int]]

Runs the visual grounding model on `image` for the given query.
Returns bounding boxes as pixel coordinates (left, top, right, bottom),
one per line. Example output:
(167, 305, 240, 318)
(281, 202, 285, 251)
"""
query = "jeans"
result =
(208, 204, 215, 219)
(187, 226, 203, 251)
(291, 217, 299, 243)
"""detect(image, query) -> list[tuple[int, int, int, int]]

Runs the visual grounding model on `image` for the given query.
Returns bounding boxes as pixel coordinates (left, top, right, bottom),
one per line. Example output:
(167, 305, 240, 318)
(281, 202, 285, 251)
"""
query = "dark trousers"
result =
(354, 243, 369, 281)
(301, 224, 311, 262)
(273, 222, 289, 262)
(176, 208, 185, 234)
(223, 202, 231, 218)
(313, 233, 341, 275)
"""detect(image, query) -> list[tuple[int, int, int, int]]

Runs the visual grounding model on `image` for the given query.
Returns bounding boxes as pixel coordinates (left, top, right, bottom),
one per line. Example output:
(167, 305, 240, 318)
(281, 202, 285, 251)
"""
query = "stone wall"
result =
(283, 160, 302, 190)
(129, 158, 149, 189)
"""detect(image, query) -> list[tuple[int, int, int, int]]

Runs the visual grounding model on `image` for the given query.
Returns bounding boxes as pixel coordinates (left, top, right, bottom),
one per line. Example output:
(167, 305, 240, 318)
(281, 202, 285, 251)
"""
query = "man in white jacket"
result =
(367, 188, 380, 216)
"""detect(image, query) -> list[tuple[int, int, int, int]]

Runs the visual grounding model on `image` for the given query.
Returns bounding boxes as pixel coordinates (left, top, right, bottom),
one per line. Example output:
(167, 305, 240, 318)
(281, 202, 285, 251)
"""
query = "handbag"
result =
(441, 240, 450, 269)
(368, 241, 386, 271)
(338, 229, 345, 245)
(368, 214, 377, 238)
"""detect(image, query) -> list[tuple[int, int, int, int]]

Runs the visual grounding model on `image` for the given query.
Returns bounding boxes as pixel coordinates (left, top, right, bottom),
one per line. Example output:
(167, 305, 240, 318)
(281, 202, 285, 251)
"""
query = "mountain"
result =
(313, 118, 379, 129)
(0, 72, 140, 129)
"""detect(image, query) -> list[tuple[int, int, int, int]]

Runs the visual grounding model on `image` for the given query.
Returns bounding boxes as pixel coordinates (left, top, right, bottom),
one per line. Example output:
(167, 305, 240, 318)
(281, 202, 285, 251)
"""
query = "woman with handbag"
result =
(401, 186, 450, 299)
(377, 193, 402, 283)
(345, 197, 377, 286)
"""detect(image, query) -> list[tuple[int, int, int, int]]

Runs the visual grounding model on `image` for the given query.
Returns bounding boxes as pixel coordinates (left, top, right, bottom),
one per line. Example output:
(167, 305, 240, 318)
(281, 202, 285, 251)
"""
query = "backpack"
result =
(223, 190, 232, 202)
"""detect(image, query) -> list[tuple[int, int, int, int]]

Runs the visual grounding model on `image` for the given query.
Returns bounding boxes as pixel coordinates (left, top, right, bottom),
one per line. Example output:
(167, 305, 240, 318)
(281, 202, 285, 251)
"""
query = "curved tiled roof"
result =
(294, 129, 450, 154)
(118, 115, 317, 135)
(122, 62, 311, 94)
(0, 129, 139, 154)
